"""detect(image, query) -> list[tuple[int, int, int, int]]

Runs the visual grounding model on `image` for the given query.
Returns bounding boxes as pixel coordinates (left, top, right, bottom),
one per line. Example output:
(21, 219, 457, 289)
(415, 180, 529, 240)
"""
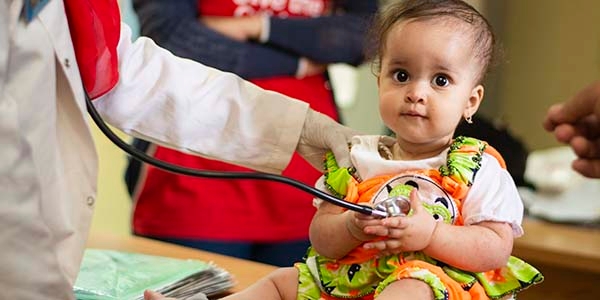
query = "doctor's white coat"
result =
(0, 0, 308, 298)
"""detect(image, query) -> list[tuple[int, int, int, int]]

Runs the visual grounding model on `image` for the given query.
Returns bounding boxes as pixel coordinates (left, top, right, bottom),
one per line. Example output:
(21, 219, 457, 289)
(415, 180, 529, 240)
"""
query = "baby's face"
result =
(377, 18, 483, 154)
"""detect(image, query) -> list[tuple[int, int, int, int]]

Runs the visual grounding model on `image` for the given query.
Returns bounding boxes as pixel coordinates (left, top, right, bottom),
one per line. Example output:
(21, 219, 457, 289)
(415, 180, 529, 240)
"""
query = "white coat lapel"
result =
(38, 0, 87, 114)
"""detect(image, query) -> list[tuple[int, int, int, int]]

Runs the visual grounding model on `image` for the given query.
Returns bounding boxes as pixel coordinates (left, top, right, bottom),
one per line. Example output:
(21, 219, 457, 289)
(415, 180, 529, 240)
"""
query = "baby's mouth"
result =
(402, 111, 425, 118)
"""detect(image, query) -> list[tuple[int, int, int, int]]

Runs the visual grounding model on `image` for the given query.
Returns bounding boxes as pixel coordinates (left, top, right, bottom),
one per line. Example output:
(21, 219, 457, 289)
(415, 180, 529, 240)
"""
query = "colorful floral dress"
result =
(294, 136, 543, 300)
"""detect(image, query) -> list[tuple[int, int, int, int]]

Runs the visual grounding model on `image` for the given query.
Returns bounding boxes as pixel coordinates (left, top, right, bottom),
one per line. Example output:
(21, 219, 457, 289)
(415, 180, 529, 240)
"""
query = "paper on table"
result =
(74, 249, 234, 300)
(522, 146, 600, 224)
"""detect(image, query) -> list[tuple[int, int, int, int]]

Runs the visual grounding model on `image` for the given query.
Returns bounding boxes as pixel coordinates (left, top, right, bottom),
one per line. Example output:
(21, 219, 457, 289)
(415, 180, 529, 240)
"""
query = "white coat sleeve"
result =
(93, 23, 309, 174)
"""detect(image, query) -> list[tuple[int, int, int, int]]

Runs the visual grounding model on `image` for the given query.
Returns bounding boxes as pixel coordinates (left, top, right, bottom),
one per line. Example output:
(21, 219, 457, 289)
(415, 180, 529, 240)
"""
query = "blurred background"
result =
(93, 0, 600, 234)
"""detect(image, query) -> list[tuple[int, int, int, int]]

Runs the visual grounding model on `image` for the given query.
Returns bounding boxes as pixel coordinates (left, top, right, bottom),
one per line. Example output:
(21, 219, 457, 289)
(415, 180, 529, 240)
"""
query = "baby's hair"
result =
(367, 0, 499, 84)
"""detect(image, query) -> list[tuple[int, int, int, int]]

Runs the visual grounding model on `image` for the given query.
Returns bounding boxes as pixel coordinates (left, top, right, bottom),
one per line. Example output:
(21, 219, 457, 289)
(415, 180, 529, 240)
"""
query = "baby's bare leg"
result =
(376, 278, 433, 300)
(221, 267, 299, 300)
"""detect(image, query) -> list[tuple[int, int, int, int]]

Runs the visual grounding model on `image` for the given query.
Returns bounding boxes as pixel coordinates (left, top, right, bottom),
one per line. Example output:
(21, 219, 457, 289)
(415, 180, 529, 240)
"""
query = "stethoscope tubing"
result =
(85, 94, 386, 217)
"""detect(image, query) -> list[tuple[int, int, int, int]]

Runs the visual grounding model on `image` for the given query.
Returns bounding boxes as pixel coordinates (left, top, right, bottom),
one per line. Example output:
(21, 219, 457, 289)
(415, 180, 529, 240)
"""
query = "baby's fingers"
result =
(363, 239, 403, 252)
(381, 216, 409, 229)
(355, 218, 384, 230)
(363, 224, 389, 236)
(354, 212, 378, 221)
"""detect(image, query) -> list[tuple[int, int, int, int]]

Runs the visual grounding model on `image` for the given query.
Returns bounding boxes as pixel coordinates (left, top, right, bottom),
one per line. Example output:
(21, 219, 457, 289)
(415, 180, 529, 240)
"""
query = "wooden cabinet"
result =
(514, 218, 600, 299)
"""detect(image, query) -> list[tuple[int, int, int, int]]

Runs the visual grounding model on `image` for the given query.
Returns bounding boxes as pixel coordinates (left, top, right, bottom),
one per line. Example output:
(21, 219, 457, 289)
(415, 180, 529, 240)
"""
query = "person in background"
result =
(126, 0, 378, 266)
(195, 0, 544, 299)
(544, 80, 600, 178)
(0, 0, 356, 299)
(454, 114, 531, 187)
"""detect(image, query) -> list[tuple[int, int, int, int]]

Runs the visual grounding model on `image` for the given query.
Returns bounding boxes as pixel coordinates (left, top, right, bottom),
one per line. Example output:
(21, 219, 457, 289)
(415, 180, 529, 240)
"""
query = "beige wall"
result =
(495, 0, 600, 150)
(89, 123, 132, 235)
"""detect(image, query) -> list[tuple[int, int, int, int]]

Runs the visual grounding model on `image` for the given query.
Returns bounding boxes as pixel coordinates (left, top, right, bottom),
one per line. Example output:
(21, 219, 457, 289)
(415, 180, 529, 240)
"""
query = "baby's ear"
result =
(466, 84, 484, 116)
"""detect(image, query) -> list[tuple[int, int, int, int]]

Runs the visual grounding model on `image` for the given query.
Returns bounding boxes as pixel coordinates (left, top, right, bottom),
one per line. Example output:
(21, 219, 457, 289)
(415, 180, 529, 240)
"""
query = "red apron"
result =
(133, 0, 339, 241)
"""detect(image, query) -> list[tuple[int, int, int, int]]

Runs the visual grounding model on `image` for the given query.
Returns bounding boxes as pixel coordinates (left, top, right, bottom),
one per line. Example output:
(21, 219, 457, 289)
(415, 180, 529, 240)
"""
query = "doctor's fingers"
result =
(543, 104, 563, 132)
(553, 115, 600, 144)
(545, 81, 600, 129)
(553, 123, 577, 144)
(565, 114, 600, 138)
(560, 80, 600, 123)
(570, 135, 600, 159)
(573, 157, 600, 178)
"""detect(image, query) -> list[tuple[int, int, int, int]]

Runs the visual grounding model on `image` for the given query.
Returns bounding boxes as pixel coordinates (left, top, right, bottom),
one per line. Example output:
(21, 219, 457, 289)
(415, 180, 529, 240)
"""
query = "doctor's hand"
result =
(144, 290, 176, 300)
(297, 109, 361, 170)
(543, 80, 600, 178)
(362, 190, 437, 256)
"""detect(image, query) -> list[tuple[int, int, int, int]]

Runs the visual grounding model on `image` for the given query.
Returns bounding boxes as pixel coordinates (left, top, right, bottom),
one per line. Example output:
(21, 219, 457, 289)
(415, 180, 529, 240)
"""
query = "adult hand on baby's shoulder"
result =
(296, 109, 361, 170)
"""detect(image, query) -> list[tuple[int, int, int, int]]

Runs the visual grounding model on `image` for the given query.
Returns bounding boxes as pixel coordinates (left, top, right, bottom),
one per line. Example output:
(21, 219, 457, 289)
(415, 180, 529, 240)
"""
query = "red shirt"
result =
(132, 0, 338, 242)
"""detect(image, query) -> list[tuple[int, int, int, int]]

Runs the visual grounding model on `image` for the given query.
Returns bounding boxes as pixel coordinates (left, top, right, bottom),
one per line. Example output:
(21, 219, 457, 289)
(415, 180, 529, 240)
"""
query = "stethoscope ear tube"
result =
(85, 94, 387, 217)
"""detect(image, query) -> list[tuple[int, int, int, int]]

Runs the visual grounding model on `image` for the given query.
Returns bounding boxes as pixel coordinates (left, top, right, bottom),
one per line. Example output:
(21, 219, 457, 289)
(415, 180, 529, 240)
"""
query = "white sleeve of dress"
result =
(461, 153, 525, 237)
(313, 175, 328, 208)
(93, 23, 309, 174)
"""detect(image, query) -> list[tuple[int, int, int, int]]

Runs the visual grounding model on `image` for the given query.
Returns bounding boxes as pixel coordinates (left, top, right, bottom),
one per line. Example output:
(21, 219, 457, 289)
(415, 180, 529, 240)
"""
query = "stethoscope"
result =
(85, 95, 410, 218)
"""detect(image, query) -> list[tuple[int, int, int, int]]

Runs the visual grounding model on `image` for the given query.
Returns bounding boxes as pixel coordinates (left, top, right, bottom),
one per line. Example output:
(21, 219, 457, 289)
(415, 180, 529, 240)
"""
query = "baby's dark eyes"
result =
(392, 70, 409, 82)
(390, 70, 450, 87)
(433, 75, 449, 87)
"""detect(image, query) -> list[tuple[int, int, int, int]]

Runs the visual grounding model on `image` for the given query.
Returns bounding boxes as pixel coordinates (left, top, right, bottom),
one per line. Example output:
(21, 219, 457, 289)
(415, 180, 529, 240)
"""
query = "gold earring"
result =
(465, 116, 473, 124)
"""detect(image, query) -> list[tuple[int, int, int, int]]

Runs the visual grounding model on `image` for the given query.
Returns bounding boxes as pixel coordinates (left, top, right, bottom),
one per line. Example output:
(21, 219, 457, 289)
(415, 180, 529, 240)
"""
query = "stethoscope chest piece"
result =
(374, 196, 411, 217)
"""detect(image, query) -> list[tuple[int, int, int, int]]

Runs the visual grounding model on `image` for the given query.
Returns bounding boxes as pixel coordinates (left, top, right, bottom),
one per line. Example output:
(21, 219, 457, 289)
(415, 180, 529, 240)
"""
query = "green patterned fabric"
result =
(474, 256, 544, 299)
(439, 136, 486, 186)
(305, 136, 544, 299)
(323, 152, 355, 197)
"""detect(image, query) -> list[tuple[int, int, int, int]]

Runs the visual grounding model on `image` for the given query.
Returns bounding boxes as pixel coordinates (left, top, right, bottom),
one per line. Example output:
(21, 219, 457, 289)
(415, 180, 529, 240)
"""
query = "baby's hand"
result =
(345, 210, 382, 242)
(363, 190, 437, 255)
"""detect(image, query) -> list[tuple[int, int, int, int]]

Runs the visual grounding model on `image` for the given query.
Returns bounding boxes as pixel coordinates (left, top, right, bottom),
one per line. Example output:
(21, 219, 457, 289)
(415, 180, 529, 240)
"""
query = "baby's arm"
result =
(364, 190, 513, 272)
(309, 201, 381, 259)
(423, 220, 513, 272)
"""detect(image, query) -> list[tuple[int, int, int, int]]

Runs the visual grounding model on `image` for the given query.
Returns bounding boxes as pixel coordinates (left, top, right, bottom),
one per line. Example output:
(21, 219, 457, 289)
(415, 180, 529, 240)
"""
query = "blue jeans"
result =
(147, 235, 310, 267)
